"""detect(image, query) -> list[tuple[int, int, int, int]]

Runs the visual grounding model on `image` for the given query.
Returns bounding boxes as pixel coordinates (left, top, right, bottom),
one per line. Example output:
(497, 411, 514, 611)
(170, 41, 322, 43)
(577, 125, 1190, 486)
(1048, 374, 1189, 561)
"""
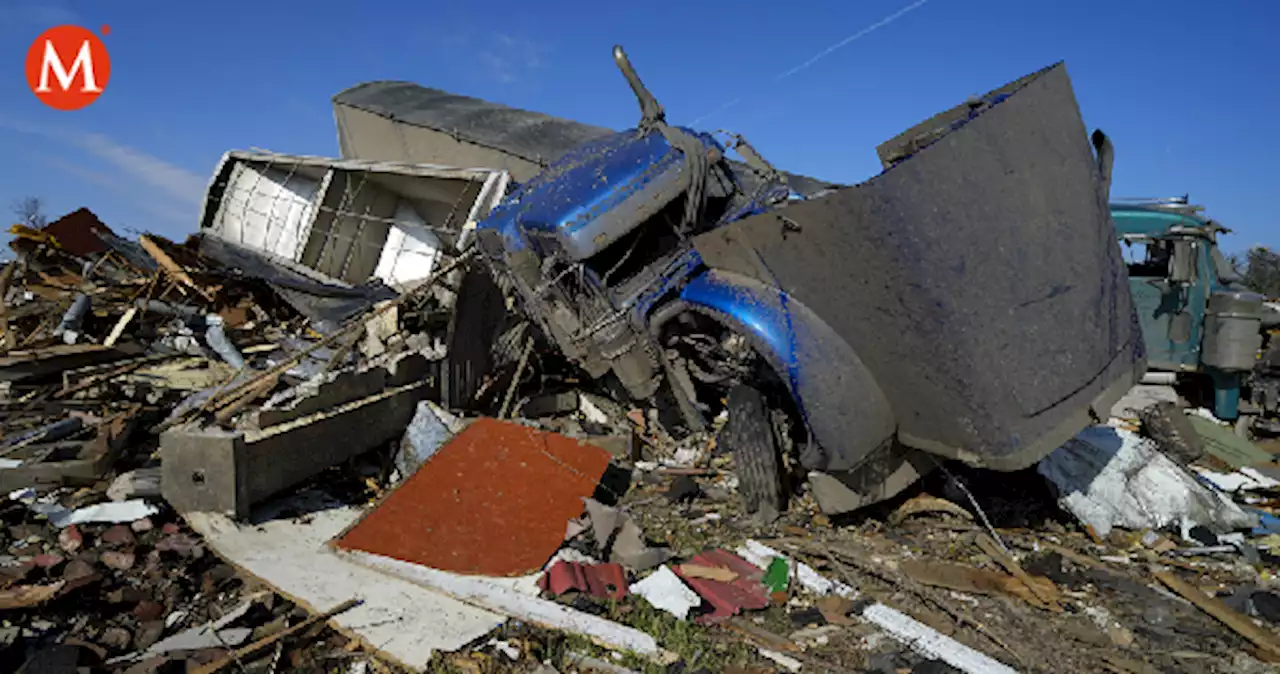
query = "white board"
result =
(185, 490, 541, 671)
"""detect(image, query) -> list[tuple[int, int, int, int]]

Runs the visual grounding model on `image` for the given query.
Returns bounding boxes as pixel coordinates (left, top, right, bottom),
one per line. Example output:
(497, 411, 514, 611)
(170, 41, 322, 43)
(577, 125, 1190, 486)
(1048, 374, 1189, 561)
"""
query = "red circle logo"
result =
(25, 25, 111, 111)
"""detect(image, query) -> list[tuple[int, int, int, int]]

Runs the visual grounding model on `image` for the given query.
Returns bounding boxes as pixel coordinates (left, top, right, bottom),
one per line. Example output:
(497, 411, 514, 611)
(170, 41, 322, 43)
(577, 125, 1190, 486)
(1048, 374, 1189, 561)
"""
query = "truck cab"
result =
(1113, 197, 1276, 425)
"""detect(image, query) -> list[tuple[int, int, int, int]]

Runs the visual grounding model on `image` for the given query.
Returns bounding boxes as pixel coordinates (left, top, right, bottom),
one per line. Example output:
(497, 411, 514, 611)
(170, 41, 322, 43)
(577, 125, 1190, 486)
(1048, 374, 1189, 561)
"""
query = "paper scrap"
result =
(46, 500, 159, 529)
(629, 566, 701, 620)
(758, 647, 802, 672)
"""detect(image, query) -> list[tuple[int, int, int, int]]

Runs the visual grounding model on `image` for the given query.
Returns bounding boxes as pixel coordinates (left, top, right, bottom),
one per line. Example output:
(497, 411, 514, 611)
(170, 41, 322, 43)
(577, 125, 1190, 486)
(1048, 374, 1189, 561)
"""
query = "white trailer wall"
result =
(200, 151, 506, 290)
(208, 162, 321, 261)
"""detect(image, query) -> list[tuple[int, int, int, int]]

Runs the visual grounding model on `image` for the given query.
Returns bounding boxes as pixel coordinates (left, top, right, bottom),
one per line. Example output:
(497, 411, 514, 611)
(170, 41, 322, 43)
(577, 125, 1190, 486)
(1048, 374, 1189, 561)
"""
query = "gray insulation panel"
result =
(332, 81, 838, 197)
(694, 63, 1144, 470)
(334, 81, 616, 167)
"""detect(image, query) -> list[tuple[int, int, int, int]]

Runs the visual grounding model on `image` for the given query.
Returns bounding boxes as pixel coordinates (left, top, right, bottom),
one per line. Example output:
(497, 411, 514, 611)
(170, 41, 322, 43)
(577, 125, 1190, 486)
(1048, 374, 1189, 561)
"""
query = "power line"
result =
(689, 0, 934, 127)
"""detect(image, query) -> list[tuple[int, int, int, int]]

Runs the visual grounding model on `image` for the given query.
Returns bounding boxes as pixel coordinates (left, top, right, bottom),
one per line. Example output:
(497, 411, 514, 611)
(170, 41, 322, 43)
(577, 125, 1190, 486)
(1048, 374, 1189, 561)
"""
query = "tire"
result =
(720, 384, 784, 520)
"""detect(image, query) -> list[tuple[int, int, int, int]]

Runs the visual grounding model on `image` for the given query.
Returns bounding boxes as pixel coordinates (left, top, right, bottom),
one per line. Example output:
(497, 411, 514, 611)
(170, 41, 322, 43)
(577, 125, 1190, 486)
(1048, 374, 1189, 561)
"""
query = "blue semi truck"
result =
(474, 47, 1145, 517)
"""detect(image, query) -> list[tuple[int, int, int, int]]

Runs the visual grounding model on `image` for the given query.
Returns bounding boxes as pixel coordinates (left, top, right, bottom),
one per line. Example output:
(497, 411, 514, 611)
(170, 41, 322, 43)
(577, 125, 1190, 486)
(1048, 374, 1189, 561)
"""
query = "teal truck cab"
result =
(1114, 197, 1280, 433)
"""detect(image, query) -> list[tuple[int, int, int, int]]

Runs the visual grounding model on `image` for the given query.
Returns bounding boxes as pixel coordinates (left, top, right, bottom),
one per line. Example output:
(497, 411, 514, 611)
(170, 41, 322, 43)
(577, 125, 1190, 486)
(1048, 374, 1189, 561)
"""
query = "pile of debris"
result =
(6, 197, 1280, 674)
(0, 184, 496, 671)
(4, 78, 1280, 671)
(0, 195, 470, 497)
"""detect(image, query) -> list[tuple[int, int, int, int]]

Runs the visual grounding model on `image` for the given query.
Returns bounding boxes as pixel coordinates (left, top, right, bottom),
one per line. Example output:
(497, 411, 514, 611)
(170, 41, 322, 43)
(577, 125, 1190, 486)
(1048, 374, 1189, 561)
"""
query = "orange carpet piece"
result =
(334, 417, 612, 576)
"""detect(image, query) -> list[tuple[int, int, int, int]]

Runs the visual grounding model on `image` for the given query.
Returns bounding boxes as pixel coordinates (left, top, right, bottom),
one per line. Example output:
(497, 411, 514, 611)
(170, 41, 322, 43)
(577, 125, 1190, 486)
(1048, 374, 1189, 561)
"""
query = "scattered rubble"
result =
(1037, 424, 1257, 537)
(4, 49, 1280, 674)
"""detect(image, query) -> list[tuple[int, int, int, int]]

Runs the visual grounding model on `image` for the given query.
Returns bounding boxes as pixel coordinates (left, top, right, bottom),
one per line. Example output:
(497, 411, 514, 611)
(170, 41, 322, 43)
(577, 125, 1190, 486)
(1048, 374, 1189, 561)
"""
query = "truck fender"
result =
(674, 270, 896, 472)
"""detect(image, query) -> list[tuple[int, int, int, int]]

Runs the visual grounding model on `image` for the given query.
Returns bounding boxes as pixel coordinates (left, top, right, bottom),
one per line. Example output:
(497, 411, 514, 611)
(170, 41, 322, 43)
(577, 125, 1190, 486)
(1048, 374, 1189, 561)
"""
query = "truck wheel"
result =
(720, 384, 784, 521)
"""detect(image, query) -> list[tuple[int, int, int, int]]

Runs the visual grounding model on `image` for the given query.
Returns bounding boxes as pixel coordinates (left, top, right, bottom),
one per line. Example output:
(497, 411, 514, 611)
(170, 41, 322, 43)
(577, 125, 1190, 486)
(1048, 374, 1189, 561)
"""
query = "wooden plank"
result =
(189, 599, 361, 674)
(345, 549, 668, 662)
(103, 306, 138, 347)
(1153, 569, 1280, 659)
(155, 249, 473, 433)
(185, 497, 526, 672)
(976, 534, 1061, 611)
(138, 235, 215, 302)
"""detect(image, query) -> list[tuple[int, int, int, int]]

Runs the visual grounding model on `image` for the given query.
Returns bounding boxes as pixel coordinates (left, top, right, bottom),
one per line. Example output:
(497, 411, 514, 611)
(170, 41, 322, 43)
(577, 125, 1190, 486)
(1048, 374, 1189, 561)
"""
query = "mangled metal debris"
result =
(200, 152, 508, 290)
(464, 48, 1143, 521)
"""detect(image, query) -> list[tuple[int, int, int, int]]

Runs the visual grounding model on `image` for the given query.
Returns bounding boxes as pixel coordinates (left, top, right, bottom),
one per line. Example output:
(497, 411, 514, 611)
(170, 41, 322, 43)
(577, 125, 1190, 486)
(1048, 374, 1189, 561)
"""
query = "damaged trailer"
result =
(196, 151, 513, 404)
(197, 150, 508, 307)
(332, 51, 1146, 516)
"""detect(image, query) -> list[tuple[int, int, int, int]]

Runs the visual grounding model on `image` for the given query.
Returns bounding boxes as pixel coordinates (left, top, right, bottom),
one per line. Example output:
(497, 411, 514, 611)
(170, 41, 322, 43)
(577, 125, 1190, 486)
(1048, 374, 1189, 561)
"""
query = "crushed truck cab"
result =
(476, 48, 1146, 515)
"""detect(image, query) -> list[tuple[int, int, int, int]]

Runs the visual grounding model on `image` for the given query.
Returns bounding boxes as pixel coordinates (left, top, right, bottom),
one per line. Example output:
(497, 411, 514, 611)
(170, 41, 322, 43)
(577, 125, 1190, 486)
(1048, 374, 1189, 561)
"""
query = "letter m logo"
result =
(37, 39, 101, 93)
(25, 26, 112, 111)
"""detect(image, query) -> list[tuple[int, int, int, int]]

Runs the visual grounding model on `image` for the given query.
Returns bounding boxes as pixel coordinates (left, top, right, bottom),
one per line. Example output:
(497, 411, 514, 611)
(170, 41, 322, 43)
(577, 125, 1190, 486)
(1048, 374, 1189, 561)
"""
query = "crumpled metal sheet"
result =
(1038, 424, 1257, 537)
(197, 235, 397, 333)
(538, 560, 628, 600)
(694, 62, 1143, 471)
(672, 549, 769, 624)
(582, 497, 673, 571)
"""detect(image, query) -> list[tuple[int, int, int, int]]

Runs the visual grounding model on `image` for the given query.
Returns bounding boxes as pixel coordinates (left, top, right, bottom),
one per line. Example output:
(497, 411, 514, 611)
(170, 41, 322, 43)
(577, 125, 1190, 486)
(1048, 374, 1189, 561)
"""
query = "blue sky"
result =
(0, 0, 1275, 253)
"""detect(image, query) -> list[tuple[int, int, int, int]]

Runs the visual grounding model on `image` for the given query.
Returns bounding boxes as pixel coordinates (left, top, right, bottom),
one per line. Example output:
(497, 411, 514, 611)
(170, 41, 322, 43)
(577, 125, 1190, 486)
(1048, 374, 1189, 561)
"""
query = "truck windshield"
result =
(1127, 240, 1170, 278)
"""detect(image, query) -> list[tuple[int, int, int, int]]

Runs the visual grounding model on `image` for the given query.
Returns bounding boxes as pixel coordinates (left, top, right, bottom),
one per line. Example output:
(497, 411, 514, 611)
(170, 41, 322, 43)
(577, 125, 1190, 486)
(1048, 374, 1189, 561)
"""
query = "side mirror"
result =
(1091, 129, 1114, 201)
(1169, 240, 1196, 284)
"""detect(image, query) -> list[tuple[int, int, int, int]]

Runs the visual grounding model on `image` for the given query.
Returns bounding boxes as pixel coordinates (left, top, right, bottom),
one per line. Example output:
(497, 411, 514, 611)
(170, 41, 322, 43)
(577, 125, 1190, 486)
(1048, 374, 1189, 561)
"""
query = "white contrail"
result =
(690, 0, 934, 126)
(689, 96, 744, 128)
(775, 0, 932, 81)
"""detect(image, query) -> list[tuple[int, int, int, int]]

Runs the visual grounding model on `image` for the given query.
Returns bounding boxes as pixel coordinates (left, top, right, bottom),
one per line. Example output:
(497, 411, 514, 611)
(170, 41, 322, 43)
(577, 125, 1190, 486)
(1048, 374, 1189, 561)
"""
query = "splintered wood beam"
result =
(1153, 569, 1280, 660)
(138, 235, 215, 303)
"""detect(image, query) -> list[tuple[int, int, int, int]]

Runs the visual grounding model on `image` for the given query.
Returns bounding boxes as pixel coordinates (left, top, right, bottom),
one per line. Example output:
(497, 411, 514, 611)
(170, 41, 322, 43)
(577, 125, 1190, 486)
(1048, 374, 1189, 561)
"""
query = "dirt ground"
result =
(593, 462, 1280, 674)
(8, 423, 1280, 674)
